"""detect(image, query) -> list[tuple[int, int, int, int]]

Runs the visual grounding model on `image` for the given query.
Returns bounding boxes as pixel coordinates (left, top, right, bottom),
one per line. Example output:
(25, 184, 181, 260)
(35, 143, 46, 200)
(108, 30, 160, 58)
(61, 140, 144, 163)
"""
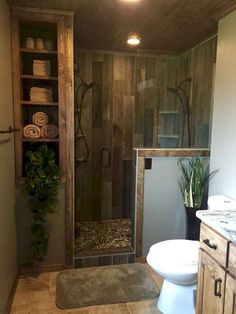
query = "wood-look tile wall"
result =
(75, 51, 136, 222)
(175, 36, 217, 147)
(75, 37, 216, 222)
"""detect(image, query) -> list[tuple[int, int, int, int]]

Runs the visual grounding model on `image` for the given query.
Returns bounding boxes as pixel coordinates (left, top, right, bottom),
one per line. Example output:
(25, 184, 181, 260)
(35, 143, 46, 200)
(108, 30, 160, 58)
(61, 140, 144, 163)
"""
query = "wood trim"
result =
(76, 48, 177, 59)
(11, 10, 60, 23)
(11, 17, 22, 183)
(213, 4, 236, 21)
(11, 6, 74, 17)
(136, 148, 210, 157)
(19, 263, 66, 275)
(134, 149, 211, 258)
(57, 17, 66, 178)
(135, 156, 145, 257)
(6, 275, 18, 314)
(64, 15, 75, 267)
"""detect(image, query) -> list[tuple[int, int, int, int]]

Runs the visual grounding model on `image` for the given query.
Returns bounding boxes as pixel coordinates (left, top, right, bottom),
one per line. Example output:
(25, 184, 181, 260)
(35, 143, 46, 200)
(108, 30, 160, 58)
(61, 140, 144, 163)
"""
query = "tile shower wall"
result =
(176, 37, 217, 147)
(75, 38, 216, 222)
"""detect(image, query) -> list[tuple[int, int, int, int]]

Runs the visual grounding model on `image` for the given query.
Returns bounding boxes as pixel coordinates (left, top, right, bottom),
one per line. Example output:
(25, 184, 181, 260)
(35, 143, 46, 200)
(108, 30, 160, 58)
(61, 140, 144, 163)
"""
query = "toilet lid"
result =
(149, 239, 199, 266)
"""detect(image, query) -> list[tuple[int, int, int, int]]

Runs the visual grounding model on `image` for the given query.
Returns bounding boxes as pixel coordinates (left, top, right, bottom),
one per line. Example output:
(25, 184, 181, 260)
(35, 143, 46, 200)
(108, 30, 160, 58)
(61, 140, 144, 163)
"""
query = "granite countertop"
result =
(196, 209, 236, 244)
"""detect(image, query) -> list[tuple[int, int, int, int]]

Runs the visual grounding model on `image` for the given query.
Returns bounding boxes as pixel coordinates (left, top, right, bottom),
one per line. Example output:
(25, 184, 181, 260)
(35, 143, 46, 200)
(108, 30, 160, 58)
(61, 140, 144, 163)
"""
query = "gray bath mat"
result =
(56, 263, 160, 309)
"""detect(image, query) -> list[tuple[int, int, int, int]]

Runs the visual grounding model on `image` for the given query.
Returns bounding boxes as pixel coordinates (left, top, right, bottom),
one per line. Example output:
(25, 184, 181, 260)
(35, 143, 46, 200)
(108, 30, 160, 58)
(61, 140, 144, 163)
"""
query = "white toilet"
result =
(147, 239, 199, 314)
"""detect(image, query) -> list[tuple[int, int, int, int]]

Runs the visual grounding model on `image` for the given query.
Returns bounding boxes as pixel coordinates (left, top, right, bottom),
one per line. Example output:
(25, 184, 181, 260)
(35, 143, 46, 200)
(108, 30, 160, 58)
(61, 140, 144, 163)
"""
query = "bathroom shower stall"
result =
(74, 36, 216, 266)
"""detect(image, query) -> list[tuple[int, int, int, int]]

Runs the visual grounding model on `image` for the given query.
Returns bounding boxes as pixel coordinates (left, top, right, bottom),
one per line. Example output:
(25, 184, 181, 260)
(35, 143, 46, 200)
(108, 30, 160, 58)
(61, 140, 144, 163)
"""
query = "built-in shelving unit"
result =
(11, 7, 74, 266)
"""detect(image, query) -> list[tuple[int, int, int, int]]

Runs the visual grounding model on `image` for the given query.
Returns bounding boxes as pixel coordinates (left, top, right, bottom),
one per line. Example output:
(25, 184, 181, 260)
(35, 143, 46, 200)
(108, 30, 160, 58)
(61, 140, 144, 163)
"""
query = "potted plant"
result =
(177, 157, 218, 240)
(25, 144, 60, 266)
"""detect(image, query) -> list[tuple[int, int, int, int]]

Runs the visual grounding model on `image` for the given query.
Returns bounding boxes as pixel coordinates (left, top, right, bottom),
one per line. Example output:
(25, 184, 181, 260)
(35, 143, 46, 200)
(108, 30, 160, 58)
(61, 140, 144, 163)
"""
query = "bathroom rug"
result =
(56, 263, 159, 309)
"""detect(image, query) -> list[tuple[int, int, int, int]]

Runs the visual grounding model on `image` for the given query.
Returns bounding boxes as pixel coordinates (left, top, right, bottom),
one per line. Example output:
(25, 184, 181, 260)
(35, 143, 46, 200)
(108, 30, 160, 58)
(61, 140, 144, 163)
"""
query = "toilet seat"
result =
(148, 239, 199, 267)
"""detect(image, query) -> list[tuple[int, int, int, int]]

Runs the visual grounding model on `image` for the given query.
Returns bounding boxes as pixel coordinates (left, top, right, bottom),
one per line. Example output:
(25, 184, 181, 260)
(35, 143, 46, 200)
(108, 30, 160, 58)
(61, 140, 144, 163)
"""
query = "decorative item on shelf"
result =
(41, 124, 59, 139)
(33, 60, 51, 77)
(32, 111, 49, 127)
(30, 86, 53, 103)
(44, 39, 54, 51)
(25, 144, 60, 265)
(25, 37, 34, 49)
(35, 38, 44, 50)
(23, 124, 41, 139)
(177, 157, 218, 240)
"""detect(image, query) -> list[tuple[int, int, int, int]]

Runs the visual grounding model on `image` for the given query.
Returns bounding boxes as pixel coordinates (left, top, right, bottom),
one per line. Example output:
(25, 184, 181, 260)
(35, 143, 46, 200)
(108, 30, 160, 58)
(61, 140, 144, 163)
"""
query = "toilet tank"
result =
(208, 195, 236, 210)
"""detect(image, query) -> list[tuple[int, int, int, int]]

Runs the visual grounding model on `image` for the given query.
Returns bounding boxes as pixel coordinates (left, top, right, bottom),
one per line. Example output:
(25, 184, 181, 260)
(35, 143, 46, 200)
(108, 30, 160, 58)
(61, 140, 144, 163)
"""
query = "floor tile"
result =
(10, 304, 29, 314)
(127, 300, 151, 314)
(11, 265, 163, 314)
(50, 271, 60, 291)
(16, 272, 50, 294)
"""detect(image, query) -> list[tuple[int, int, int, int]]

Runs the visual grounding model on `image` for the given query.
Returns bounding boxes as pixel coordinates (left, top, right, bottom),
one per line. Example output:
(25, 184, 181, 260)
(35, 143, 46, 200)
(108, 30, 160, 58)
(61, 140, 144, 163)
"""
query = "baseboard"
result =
(19, 263, 65, 276)
(135, 256, 147, 263)
(6, 275, 18, 313)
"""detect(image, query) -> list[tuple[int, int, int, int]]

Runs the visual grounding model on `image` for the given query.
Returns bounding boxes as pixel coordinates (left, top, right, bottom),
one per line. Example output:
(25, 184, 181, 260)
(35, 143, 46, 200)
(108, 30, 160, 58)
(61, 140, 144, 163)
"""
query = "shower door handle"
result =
(100, 148, 111, 168)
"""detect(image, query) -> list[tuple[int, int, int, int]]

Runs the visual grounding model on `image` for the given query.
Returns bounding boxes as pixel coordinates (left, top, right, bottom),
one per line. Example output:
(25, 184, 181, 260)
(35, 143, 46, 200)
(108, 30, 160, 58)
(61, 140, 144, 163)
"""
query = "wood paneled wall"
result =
(75, 37, 216, 222)
(134, 56, 176, 147)
(75, 51, 136, 221)
(176, 37, 217, 147)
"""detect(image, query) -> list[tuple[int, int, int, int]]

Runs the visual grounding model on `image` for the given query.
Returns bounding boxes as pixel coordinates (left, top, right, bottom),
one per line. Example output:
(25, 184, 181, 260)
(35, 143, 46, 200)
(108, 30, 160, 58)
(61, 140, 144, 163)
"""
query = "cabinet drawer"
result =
(228, 242, 236, 277)
(200, 223, 228, 267)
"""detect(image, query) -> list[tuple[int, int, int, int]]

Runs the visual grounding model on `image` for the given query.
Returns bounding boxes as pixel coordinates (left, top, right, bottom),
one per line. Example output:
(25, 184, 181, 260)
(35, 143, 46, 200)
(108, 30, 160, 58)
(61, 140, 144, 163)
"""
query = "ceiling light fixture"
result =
(127, 35, 141, 46)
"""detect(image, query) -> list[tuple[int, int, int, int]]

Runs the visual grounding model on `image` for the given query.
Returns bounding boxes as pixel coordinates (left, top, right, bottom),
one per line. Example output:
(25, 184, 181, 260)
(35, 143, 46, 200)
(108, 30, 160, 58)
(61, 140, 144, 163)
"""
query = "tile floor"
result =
(10, 264, 163, 314)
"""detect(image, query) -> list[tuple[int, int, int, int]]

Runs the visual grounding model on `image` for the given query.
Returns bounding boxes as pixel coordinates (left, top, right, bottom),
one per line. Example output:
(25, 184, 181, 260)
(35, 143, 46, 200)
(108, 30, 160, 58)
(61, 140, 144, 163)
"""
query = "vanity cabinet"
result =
(196, 223, 236, 314)
(224, 273, 236, 314)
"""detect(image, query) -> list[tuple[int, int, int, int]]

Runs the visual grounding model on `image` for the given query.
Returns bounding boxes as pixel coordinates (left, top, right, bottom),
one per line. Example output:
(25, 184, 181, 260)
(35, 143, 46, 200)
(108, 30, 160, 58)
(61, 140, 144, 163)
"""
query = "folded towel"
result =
(33, 60, 51, 76)
(30, 87, 53, 102)
(23, 124, 41, 139)
(32, 112, 49, 127)
(41, 124, 59, 139)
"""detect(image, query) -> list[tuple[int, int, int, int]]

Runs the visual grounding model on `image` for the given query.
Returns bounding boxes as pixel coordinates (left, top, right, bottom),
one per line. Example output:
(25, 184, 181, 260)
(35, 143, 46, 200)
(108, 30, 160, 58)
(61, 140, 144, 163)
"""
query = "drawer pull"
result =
(203, 239, 217, 250)
(214, 278, 222, 297)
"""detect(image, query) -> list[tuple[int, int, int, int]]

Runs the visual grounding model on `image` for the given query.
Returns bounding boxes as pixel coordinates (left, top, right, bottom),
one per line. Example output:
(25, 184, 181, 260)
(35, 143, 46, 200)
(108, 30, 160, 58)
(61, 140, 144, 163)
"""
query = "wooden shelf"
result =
(159, 111, 179, 114)
(21, 101, 58, 106)
(20, 48, 57, 54)
(20, 74, 58, 80)
(158, 134, 179, 139)
(22, 138, 59, 142)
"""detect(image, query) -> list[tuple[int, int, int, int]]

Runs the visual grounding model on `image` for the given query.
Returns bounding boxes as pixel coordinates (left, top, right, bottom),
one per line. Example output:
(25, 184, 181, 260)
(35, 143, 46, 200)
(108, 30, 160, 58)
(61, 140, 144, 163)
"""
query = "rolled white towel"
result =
(32, 112, 49, 127)
(23, 124, 41, 139)
(40, 124, 59, 139)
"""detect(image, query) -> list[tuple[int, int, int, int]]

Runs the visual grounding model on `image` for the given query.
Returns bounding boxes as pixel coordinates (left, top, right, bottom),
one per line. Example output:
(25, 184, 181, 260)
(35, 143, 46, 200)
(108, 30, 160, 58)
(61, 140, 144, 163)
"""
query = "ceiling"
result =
(9, 0, 236, 54)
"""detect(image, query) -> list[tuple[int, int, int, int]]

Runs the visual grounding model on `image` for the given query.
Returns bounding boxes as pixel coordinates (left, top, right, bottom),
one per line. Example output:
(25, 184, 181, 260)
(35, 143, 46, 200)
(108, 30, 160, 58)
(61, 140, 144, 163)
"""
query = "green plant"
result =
(25, 144, 60, 265)
(177, 157, 217, 209)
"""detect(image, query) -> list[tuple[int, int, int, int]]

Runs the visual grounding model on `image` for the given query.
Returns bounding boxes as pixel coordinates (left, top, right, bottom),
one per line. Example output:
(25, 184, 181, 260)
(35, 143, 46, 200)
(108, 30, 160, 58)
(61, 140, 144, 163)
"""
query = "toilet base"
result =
(157, 280, 196, 314)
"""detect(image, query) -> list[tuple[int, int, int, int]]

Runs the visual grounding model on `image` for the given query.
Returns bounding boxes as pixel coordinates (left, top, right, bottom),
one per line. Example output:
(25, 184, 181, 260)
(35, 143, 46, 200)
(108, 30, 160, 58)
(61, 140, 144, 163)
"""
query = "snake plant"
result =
(177, 157, 217, 209)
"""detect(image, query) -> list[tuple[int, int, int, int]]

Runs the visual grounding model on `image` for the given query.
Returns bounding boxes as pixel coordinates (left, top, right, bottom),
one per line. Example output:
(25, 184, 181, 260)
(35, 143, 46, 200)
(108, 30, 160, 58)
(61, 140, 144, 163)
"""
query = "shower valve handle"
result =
(100, 148, 111, 168)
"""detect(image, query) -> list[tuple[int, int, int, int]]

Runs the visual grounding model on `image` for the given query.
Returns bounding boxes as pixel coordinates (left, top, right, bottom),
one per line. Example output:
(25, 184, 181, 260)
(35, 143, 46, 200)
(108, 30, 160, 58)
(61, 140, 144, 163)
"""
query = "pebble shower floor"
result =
(75, 219, 132, 255)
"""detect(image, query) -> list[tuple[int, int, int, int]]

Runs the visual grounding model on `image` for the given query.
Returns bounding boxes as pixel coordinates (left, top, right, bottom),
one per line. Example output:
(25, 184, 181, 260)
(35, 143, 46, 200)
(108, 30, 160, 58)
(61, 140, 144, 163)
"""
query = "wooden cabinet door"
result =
(224, 273, 236, 314)
(196, 249, 225, 314)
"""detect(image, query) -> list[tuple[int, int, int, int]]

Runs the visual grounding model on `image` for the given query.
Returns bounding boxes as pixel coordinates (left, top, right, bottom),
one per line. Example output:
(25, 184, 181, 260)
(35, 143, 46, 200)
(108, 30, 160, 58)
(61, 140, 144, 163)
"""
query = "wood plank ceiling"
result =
(9, 0, 236, 53)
